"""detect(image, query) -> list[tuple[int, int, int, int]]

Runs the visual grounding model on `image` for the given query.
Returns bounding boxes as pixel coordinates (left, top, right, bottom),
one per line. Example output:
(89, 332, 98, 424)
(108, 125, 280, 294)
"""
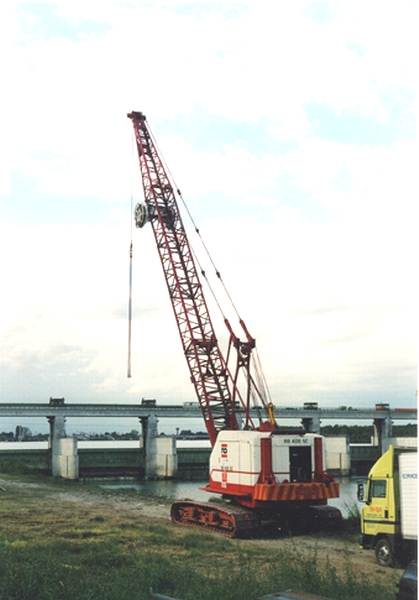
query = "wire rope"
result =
(149, 128, 241, 322)
(148, 126, 273, 407)
(127, 132, 135, 378)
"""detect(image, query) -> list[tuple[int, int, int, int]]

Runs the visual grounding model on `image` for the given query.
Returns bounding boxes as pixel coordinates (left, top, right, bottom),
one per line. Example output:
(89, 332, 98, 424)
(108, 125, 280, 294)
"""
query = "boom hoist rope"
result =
(148, 127, 274, 418)
(127, 240, 133, 378)
(127, 133, 135, 379)
(150, 129, 251, 324)
(153, 134, 241, 323)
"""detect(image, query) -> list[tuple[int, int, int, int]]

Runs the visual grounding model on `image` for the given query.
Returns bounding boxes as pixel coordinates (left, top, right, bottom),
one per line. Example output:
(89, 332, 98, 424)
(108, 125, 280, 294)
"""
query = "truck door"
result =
(363, 479, 391, 537)
(289, 446, 312, 482)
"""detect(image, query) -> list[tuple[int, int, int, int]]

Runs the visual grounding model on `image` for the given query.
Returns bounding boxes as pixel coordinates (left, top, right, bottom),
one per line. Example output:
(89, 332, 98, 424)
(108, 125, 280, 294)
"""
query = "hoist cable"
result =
(178, 191, 242, 321)
(127, 132, 135, 378)
(186, 240, 227, 320)
(148, 129, 241, 322)
(148, 127, 273, 406)
(127, 241, 133, 378)
(252, 349, 273, 405)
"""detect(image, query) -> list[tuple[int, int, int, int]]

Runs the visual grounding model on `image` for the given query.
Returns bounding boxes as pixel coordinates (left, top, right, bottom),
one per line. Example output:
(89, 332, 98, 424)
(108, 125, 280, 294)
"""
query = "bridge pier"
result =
(373, 415, 393, 454)
(139, 415, 177, 479)
(301, 414, 321, 433)
(47, 413, 79, 479)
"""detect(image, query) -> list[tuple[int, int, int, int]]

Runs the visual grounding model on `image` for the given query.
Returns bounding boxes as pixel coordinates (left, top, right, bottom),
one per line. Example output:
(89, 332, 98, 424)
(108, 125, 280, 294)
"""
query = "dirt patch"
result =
(49, 488, 171, 520)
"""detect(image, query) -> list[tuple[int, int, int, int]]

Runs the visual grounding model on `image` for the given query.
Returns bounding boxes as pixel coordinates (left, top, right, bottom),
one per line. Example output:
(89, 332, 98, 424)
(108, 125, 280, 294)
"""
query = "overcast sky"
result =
(0, 3, 417, 434)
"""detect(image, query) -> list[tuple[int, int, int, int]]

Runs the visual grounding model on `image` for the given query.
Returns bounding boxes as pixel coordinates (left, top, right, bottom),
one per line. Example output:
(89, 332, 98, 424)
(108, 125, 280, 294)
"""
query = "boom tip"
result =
(127, 111, 146, 121)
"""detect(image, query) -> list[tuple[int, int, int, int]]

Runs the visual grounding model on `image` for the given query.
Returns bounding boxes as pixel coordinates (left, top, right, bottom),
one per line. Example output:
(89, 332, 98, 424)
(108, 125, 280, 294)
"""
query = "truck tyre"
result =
(375, 538, 394, 567)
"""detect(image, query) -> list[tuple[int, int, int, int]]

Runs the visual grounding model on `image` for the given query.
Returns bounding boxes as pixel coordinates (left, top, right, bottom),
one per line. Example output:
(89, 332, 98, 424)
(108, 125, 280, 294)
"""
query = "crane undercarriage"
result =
(171, 499, 342, 538)
(171, 501, 259, 538)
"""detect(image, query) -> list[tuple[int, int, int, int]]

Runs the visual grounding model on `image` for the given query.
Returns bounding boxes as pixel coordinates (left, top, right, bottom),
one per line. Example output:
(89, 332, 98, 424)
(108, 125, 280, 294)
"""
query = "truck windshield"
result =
(369, 480, 387, 500)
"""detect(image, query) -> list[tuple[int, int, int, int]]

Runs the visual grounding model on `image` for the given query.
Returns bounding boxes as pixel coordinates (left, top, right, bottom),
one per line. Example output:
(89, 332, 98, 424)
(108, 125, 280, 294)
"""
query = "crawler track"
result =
(171, 501, 260, 538)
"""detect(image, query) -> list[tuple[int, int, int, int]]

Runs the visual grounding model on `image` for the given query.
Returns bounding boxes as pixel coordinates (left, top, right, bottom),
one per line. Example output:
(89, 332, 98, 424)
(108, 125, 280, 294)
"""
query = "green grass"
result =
(0, 473, 400, 600)
(0, 539, 396, 600)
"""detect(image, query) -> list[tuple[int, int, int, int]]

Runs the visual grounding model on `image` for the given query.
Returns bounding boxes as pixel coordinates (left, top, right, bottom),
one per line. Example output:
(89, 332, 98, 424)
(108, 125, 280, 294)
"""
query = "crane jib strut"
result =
(127, 111, 273, 445)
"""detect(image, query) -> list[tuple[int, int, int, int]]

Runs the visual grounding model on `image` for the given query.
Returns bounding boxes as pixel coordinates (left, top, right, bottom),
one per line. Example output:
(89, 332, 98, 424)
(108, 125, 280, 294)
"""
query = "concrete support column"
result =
(47, 415, 79, 479)
(373, 416, 393, 454)
(146, 436, 177, 479)
(139, 415, 177, 479)
(47, 414, 67, 442)
(301, 415, 321, 433)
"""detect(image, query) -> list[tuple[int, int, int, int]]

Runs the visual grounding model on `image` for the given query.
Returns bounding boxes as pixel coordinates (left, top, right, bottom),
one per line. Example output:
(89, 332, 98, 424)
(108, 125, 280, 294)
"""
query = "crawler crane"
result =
(128, 111, 342, 536)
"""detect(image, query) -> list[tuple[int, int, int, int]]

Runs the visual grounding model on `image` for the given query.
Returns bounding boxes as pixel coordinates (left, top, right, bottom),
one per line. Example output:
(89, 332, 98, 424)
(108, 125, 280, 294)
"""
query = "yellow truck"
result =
(358, 445, 417, 567)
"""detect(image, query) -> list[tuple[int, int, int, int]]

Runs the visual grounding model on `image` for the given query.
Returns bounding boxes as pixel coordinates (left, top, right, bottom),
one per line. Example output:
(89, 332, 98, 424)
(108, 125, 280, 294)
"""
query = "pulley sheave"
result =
(134, 202, 149, 228)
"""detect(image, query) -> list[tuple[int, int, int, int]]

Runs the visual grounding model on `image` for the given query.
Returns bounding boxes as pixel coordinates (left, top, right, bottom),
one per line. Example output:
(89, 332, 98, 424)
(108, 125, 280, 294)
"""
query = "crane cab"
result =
(205, 429, 339, 509)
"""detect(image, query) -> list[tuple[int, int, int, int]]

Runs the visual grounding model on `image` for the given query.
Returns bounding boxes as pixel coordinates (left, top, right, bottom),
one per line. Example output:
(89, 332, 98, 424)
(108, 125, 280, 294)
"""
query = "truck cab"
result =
(358, 445, 417, 567)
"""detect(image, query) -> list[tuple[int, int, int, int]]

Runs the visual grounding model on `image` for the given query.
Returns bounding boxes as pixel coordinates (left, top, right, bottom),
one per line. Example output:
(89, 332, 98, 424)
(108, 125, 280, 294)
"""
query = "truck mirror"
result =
(357, 482, 365, 502)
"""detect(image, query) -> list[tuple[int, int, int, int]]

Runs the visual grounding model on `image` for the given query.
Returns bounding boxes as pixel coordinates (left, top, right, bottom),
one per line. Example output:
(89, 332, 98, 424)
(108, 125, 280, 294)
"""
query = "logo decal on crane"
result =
(221, 443, 228, 459)
(221, 470, 228, 488)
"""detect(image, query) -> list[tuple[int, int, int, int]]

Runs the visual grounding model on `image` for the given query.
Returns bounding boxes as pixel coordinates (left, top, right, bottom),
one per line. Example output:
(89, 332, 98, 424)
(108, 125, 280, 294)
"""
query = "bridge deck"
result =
(0, 403, 416, 420)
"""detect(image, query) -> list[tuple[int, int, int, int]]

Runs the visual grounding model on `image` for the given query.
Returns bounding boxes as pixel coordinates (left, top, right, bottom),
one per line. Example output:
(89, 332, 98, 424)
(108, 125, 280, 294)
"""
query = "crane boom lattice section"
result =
(128, 111, 239, 445)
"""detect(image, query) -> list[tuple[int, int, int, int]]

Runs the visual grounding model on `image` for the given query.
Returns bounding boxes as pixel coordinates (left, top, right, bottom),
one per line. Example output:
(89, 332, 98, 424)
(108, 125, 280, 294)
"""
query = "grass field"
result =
(0, 473, 400, 600)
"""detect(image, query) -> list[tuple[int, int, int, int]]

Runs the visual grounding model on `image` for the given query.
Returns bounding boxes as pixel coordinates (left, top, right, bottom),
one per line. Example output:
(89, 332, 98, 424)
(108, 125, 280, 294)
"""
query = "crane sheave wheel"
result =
(135, 203, 148, 228)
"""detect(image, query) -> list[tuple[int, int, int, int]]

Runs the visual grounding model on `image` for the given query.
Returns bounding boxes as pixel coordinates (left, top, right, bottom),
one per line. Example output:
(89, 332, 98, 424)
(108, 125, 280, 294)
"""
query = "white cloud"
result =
(1, 3, 416, 195)
(0, 3, 416, 416)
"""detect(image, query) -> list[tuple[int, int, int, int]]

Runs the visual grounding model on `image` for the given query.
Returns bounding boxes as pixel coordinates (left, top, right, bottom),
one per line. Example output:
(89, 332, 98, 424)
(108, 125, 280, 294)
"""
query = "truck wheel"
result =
(375, 538, 394, 567)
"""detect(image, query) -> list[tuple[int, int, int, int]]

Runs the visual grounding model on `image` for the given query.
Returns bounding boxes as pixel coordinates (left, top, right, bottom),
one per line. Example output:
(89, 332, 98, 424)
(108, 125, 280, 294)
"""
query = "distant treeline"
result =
(0, 427, 141, 442)
(0, 424, 416, 444)
(320, 423, 417, 443)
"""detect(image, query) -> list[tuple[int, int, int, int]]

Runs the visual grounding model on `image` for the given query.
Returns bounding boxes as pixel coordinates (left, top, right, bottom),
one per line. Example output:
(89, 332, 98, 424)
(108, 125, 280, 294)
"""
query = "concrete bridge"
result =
(0, 399, 416, 479)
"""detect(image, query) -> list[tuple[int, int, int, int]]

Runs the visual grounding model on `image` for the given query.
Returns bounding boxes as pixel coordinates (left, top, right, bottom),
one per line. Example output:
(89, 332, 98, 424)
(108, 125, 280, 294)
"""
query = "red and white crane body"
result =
(208, 430, 338, 509)
(128, 111, 341, 535)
